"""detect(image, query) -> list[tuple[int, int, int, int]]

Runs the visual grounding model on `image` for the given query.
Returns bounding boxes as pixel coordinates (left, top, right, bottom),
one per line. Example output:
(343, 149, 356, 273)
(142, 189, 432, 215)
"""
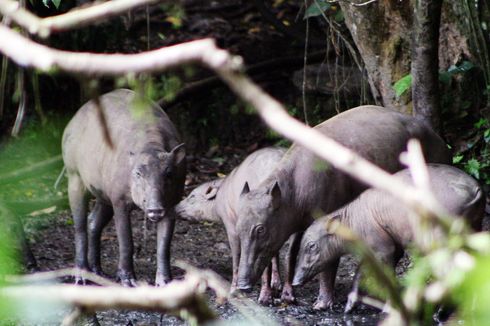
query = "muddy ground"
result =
(18, 150, 420, 326)
(25, 206, 381, 326)
(5, 1, 486, 325)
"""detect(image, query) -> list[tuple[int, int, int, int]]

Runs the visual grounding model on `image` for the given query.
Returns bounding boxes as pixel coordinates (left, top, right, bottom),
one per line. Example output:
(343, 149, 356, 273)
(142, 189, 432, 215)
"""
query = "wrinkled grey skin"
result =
(293, 164, 484, 312)
(62, 89, 186, 287)
(175, 147, 286, 304)
(235, 105, 451, 309)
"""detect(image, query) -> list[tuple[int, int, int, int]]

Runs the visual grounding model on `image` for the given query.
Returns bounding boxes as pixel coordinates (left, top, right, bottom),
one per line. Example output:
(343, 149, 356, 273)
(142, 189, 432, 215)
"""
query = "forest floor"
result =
(22, 148, 489, 326)
(4, 0, 488, 325)
(23, 149, 385, 326)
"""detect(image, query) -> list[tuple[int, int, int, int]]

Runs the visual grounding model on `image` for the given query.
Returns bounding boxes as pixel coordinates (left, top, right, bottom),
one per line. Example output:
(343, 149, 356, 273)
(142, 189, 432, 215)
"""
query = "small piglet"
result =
(175, 147, 286, 304)
(62, 89, 186, 286)
(293, 164, 484, 312)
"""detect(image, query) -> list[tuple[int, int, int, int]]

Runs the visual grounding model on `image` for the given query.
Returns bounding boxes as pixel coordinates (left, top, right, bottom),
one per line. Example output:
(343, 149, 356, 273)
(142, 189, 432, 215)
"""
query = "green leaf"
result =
(484, 129, 490, 143)
(304, 1, 331, 19)
(448, 60, 475, 75)
(474, 118, 488, 129)
(334, 9, 344, 23)
(51, 0, 61, 9)
(467, 233, 490, 253)
(452, 154, 464, 164)
(393, 74, 412, 98)
(313, 158, 329, 172)
(42, 0, 50, 7)
(438, 71, 452, 85)
(465, 158, 481, 179)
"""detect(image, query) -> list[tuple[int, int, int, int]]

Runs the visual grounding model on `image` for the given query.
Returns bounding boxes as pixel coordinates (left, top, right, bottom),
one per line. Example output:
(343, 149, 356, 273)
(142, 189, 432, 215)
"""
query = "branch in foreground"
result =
(0, 26, 235, 76)
(4, 267, 119, 287)
(0, 0, 161, 38)
(1, 273, 216, 324)
(0, 28, 452, 230)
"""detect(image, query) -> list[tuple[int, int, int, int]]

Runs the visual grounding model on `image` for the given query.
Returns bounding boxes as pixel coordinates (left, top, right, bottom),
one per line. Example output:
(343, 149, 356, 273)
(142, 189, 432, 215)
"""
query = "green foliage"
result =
(393, 74, 412, 98)
(36, 0, 61, 9)
(0, 205, 20, 319)
(313, 158, 329, 173)
(303, 0, 343, 22)
(393, 61, 477, 98)
(0, 117, 68, 210)
(304, 0, 331, 19)
(265, 129, 291, 148)
(160, 3, 186, 29)
(455, 255, 490, 323)
(448, 60, 476, 75)
(0, 116, 69, 322)
(160, 75, 183, 102)
(453, 117, 490, 184)
(465, 158, 481, 179)
(140, 74, 182, 103)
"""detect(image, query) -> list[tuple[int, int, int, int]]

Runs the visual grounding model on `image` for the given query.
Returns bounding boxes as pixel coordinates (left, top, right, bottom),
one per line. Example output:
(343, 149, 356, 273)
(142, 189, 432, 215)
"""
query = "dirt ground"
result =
(7, 1, 487, 325)
(18, 151, 411, 326)
(25, 207, 382, 326)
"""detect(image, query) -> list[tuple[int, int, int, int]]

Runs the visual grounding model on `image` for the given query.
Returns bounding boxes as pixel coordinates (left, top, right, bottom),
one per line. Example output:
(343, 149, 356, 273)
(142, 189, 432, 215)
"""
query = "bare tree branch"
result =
(4, 267, 120, 287)
(0, 27, 452, 226)
(1, 272, 216, 324)
(0, 26, 234, 76)
(0, 0, 162, 38)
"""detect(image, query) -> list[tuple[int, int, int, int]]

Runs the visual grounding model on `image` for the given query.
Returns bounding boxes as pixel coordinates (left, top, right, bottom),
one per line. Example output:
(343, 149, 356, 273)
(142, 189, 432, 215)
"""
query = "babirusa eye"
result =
(254, 224, 266, 236)
(308, 242, 318, 253)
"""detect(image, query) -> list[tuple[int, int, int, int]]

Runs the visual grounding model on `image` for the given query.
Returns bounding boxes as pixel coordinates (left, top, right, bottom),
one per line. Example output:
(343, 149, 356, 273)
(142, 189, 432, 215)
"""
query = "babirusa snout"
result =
(292, 268, 306, 286)
(237, 251, 270, 291)
(237, 262, 253, 290)
(146, 191, 165, 222)
(147, 208, 165, 222)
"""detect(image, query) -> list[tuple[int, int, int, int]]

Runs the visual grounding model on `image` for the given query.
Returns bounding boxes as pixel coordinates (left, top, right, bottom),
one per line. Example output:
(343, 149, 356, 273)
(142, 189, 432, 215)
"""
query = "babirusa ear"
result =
(240, 182, 250, 196)
(269, 181, 281, 210)
(171, 143, 186, 165)
(205, 186, 219, 200)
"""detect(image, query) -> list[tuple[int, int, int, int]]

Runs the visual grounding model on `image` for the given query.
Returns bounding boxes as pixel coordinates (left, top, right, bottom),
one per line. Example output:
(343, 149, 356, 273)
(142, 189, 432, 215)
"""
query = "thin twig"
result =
(0, 27, 457, 259)
(31, 72, 46, 124)
(91, 89, 114, 149)
(0, 0, 161, 38)
(302, 0, 310, 125)
(0, 155, 62, 184)
(4, 267, 120, 287)
(359, 294, 386, 310)
(11, 68, 26, 136)
(54, 166, 66, 189)
(328, 0, 378, 7)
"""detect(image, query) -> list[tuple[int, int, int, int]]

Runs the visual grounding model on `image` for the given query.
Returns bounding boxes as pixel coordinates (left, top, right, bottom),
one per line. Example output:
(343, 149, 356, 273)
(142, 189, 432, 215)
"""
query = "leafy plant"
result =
(304, 0, 343, 22)
(393, 74, 413, 98)
(393, 61, 477, 98)
(159, 3, 186, 29)
(452, 117, 490, 185)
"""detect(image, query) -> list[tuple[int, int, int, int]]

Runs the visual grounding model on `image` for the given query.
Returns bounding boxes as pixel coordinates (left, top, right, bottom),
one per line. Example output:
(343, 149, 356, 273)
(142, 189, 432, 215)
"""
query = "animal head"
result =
(175, 178, 223, 222)
(130, 143, 185, 222)
(293, 215, 341, 286)
(236, 180, 286, 289)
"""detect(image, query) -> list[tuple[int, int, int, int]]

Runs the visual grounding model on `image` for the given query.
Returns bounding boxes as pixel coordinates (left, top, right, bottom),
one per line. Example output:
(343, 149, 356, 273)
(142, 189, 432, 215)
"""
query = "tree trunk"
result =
(338, 0, 484, 117)
(338, 0, 413, 113)
(411, 0, 443, 131)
